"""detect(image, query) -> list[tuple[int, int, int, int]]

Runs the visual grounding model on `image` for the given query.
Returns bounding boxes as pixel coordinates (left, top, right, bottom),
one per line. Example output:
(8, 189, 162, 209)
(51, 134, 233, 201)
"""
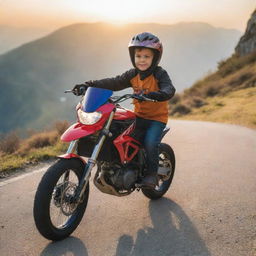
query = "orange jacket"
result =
(86, 66, 175, 124)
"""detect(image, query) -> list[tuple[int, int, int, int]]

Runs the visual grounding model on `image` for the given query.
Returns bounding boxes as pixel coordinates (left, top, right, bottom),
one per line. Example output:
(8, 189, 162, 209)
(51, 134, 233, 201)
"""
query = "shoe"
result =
(141, 174, 158, 189)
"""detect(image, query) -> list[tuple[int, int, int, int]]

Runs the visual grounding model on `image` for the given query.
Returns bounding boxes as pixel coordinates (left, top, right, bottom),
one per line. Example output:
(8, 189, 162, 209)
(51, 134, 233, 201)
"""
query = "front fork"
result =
(67, 111, 115, 202)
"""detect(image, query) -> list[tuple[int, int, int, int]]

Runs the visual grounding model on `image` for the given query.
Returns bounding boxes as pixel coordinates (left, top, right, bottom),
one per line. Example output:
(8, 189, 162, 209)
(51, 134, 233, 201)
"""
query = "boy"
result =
(73, 32, 176, 188)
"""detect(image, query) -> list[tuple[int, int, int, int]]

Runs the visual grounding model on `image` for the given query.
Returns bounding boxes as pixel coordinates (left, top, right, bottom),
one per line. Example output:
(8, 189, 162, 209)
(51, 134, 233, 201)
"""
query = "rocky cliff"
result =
(235, 9, 256, 56)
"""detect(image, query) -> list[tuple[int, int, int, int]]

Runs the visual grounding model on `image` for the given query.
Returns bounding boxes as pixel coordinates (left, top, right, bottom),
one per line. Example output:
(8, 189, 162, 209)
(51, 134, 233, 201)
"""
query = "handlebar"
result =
(65, 87, 86, 95)
(111, 94, 156, 103)
(64, 89, 157, 103)
(64, 90, 74, 93)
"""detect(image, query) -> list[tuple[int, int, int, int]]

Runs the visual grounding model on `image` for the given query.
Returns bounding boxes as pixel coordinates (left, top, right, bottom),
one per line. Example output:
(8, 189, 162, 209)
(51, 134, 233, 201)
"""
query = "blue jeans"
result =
(134, 117, 166, 175)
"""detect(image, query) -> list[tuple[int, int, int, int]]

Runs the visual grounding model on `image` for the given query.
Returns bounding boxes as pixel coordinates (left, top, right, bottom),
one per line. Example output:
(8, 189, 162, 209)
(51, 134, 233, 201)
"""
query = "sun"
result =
(70, 0, 156, 24)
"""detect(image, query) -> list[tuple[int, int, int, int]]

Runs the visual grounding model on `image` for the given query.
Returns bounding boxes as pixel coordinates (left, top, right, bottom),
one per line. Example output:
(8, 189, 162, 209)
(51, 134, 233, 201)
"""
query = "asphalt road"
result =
(0, 120, 256, 256)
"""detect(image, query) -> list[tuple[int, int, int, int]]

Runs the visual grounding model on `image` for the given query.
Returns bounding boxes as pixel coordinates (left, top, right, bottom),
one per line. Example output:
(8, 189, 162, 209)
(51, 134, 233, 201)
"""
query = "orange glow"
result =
(0, 0, 255, 30)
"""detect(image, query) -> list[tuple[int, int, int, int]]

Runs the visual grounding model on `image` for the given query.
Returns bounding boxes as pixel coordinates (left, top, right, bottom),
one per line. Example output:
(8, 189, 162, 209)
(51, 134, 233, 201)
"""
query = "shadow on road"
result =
(115, 198, 211, 256)
(40, 236, 88, 256)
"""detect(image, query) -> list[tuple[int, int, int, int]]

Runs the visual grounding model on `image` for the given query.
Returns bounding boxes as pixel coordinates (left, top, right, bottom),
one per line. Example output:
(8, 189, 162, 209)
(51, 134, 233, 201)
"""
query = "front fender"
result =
(58, 153, 87, 164)
(61, 122, 99, 142)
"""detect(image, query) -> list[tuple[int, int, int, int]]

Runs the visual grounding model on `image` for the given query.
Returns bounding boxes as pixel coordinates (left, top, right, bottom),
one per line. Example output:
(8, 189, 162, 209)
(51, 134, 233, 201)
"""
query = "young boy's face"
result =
(134, 48, 154, 71)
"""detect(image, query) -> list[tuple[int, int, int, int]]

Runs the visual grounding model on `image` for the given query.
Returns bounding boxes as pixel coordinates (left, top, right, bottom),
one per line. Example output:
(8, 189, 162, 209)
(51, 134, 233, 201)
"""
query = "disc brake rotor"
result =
(59, 183, 79, 216)
(158, 153, 172, 181)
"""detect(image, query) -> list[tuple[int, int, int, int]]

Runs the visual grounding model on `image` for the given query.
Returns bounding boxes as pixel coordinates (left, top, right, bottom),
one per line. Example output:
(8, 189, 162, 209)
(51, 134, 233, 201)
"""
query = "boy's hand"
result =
(72, 84, 87, 96)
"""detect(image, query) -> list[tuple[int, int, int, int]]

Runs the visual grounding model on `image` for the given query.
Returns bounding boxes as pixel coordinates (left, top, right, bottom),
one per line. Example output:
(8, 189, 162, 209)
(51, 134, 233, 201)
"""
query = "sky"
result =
(0, 0, 255, 31)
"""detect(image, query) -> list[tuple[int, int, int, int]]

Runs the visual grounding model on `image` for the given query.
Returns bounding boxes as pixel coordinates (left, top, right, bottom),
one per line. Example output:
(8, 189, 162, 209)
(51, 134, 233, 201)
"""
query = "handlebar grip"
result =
(132, 94, 157, 102)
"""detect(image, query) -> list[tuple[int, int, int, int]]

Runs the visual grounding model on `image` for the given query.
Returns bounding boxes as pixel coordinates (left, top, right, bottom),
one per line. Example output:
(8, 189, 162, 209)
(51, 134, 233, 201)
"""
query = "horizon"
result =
(0, 0, 255, 32)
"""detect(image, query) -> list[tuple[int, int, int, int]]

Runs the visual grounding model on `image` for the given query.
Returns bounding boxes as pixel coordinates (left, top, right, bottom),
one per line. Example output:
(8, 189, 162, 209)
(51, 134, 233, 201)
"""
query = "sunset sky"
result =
(0, 0, 255, 31)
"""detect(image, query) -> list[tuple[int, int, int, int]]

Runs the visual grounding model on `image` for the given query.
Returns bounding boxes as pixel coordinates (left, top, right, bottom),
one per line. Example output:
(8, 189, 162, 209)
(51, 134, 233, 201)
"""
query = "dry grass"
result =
(54, 120, 70, 135)
(217, 52, 256, 77)
(0, 121, 70, 174)
(169, 51, 256, 129)
(173, 87, 256, 129)
(17, 131, 58, 156)
(0, 132, 20, 154)
(0, 141, 68, 175)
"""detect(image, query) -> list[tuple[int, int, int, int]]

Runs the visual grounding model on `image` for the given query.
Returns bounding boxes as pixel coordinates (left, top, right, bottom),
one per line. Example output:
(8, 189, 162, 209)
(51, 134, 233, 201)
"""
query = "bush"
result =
(0, 132, 20, 154)
(190, 96, 207, 108)
(244, 76, 256, 88)
(17, 131, 58, 156)
(27, 131, 58, 149)
(54, 120, 70, 135)
(171, 103, 191, 115)
(169, 94, 181, 105)
(229, 71, 254, 88)
(218, 51, 256, 77)
(203, 84, 223, 97)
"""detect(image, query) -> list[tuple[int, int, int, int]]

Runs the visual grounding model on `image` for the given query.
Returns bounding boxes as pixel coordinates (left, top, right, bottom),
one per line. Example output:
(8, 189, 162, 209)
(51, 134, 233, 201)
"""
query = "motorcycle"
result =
(33, 87, 175, 241)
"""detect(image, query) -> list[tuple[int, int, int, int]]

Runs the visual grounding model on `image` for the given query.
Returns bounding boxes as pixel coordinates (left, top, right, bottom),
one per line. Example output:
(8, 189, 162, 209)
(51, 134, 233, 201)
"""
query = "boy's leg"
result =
(142, 120, 166, 188)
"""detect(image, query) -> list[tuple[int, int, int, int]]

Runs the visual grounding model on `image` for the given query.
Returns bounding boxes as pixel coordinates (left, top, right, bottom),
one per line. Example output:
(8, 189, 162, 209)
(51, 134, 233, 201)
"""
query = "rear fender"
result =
(161, 126, 170, 140)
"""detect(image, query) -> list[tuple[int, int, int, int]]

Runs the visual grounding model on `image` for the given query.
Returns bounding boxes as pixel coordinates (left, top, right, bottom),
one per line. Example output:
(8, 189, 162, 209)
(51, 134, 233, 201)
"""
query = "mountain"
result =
(235, 9, 256, 56)
(0, 25, 51, 54)
(0, 22, 241, 133)
(169, 9, 256, 129)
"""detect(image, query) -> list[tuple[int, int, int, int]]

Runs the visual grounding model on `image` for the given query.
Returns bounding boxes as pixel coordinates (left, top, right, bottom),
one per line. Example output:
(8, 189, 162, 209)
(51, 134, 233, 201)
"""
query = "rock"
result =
(235, 9, 256, 56)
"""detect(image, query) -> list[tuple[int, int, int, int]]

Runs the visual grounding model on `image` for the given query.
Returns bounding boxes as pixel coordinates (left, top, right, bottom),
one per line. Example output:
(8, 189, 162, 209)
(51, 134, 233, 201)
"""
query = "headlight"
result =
(77, 109, 102, 125)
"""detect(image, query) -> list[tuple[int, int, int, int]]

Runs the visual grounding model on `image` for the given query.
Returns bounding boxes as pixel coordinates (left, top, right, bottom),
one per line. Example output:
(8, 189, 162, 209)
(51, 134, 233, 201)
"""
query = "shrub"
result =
(229, 71, 254, 88)
(28, 131, 58, 149)
(0, 132, 20, 154)
(218, 51, 256, 77)
(54, 120, 70, 135)
(169, 94, 181, 105)
(203, 84, 223, 97)
(171, 103, 191, 115)
(17, 131, 58, 156)
(244, 76, 256, 88)
(190, 96, 207, 108)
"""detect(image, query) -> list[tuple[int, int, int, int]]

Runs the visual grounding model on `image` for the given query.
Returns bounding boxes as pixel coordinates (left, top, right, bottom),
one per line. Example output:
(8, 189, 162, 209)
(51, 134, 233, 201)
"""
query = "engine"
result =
(101, 162, 138, 191)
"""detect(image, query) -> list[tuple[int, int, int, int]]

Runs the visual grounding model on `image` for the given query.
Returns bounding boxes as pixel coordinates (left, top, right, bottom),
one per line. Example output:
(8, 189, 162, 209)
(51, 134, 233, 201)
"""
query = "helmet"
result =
(128, 32, 163, 68)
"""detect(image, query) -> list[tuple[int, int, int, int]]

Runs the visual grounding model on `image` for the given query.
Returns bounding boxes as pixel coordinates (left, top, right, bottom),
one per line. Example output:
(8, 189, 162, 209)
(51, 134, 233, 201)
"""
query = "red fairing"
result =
(114, 107, 136, 120)
(114, 123, 141, 163)
(61, 103, 115, 142)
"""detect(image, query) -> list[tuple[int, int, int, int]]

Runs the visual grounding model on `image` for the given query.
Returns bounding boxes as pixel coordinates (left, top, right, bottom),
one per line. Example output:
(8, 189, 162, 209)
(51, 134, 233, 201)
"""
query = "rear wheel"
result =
(142, 143, 175, 200)
(33, 159, 89, 241)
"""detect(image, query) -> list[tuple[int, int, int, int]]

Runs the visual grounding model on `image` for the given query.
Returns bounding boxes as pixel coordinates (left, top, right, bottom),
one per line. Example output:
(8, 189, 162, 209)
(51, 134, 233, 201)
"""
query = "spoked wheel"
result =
(33, 159, 89, 241)
(142, 143, 175, 200)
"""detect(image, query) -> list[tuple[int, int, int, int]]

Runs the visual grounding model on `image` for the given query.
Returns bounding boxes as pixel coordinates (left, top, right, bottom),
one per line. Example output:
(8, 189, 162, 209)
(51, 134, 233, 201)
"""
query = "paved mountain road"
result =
(0, 120, 256, 256)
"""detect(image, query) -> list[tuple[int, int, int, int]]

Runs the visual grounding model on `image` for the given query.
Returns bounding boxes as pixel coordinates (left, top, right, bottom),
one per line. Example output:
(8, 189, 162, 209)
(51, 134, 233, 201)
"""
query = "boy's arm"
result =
(146, 67, 176, 101)
(85, 69, 136, 91)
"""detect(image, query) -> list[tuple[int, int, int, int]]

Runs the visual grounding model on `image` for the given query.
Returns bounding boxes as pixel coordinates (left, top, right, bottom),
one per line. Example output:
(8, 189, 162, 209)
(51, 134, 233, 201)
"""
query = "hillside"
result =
(0, 22, 240, 133)
(169, 10, 256, 129)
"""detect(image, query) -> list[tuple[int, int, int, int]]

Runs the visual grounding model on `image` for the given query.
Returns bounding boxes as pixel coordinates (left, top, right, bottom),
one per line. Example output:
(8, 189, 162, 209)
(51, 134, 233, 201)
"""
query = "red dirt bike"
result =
(33, 87, 175, 241)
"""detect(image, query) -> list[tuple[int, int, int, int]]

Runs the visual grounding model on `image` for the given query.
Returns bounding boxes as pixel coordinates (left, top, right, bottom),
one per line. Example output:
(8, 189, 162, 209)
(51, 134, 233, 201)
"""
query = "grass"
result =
(169, 51, 256, 129)
(173, 87, 256, 129)
(0, 141, 68, 177)
(0, 121, 70, 176)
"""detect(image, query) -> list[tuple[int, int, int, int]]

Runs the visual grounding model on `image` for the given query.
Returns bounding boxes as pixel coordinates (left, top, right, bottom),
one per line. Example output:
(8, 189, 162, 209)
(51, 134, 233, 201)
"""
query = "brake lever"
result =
(132, 94, 156, 102)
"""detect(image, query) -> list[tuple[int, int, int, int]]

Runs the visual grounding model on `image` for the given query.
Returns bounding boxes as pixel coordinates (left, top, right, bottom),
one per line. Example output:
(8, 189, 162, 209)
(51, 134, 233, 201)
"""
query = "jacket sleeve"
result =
(147, 67, 176, 101)
(86, 69, 136, 91)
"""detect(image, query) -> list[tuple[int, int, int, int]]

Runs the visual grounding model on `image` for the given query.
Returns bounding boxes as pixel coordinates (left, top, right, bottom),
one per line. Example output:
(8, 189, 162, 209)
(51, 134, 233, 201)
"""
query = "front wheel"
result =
(142, 143, 175, 200)
(33, 158, 89, 241)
